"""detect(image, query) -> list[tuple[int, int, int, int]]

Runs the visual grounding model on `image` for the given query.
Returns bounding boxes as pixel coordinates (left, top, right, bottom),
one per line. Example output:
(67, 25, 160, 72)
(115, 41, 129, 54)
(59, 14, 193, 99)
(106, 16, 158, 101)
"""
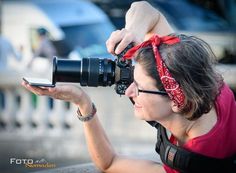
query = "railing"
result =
(0, 64, 235, 173)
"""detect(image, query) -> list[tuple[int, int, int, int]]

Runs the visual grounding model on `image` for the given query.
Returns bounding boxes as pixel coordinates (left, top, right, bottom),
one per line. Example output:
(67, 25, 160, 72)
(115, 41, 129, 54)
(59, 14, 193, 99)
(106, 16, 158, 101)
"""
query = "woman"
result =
(22, 2, 236, 173)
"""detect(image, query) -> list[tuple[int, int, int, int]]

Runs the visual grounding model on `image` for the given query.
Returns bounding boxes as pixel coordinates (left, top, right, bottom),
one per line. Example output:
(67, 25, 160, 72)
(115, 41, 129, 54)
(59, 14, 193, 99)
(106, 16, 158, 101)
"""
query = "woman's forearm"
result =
(125, 1, 174, 40)
(82, 114, 115, 171)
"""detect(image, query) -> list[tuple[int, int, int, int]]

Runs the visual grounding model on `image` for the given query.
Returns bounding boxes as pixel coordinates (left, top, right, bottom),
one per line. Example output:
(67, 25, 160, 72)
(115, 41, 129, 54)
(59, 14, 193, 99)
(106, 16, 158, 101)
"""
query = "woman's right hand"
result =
(106, 1, 157, 56)
(21, 81, 92, 114)
(106, 1, 174, 56)
(106, 28, 142, 55)
(105, 2, 159, 55)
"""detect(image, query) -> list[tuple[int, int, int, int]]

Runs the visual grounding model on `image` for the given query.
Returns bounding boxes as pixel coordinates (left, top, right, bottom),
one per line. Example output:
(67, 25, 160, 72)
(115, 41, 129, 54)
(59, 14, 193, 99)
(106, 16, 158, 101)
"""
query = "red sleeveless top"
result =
(164, 84, 236, 173)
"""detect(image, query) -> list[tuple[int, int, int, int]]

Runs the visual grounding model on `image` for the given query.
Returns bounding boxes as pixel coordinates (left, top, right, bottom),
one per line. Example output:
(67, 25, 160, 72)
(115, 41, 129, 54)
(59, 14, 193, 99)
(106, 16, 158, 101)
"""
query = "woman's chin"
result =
(134, 108, 144, 119)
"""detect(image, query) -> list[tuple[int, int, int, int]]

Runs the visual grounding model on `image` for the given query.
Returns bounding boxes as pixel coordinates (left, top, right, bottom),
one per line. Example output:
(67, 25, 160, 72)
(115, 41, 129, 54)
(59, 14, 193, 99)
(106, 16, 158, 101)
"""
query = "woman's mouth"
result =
(134, 102, 142, 109)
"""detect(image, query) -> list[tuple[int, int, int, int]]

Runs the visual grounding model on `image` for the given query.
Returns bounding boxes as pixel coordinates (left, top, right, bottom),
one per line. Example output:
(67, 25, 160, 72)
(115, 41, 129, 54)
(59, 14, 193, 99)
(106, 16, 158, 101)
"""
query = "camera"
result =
(52, 44, 134, 95)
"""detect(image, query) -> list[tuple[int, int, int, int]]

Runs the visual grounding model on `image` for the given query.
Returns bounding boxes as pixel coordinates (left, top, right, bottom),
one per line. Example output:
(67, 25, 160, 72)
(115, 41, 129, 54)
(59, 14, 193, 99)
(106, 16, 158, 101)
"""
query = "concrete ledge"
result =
(33, 163, 102, 173)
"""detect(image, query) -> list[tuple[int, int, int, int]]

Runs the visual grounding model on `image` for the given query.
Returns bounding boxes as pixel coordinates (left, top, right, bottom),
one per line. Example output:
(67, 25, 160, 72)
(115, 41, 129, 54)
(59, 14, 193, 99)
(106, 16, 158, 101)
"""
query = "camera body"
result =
(52, 44, 133, 95)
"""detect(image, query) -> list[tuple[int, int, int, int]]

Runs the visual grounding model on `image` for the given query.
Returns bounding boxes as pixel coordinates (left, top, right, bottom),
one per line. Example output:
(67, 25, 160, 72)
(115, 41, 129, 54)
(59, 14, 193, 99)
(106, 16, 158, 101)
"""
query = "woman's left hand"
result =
(21, 81, 91, 108)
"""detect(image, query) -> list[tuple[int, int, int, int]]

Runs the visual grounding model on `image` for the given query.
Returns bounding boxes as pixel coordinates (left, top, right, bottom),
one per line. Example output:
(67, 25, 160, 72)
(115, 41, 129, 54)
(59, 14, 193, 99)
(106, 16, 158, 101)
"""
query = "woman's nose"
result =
(125, 82, 136, 97)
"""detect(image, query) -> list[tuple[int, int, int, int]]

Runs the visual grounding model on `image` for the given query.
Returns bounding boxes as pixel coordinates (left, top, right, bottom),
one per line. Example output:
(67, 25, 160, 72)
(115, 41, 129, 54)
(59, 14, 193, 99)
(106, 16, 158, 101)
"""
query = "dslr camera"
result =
(52, 44, 134, 95)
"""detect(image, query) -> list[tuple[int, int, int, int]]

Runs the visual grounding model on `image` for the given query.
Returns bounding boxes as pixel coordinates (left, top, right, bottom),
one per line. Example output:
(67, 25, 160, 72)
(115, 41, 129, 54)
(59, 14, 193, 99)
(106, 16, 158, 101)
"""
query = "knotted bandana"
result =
(123, 35, 185, 109)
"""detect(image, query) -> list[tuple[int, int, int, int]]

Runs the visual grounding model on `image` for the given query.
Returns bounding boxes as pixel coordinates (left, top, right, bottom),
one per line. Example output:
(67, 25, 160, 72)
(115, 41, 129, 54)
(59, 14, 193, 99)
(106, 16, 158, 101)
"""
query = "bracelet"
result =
(76, 103, 97, 122)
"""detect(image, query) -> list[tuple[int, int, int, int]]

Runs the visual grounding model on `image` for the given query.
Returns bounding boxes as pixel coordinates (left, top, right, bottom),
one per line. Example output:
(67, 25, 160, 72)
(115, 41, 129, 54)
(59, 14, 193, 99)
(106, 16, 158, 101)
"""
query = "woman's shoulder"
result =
(183, 83, 236, 158)
(215, 83, 236, 118)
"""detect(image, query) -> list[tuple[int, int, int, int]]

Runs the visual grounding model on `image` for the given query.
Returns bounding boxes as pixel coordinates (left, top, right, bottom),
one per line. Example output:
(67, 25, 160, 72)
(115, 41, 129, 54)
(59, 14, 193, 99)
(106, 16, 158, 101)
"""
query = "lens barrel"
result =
(52, 57, 116, 87)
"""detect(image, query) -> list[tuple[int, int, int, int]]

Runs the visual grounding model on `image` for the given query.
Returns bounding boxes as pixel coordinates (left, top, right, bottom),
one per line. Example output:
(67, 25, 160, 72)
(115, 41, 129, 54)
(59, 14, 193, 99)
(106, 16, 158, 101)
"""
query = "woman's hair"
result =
(134, 34, 223, 120)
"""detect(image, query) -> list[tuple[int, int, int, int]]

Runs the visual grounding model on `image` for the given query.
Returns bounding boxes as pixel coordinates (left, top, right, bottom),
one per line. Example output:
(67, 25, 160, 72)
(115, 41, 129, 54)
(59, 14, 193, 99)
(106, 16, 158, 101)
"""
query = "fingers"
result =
(106, 29, 124, 54)
(115, 33, 134, 54)
(22, 81, 82, 102)
(21, 81, 53, 96)
(106, 28, 137, 55)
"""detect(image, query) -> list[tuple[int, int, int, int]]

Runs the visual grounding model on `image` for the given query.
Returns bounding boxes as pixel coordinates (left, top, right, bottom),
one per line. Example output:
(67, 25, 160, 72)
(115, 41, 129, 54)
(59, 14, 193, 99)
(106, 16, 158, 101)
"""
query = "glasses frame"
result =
(132, 80, 168, 96)
(136, 88, 168, 96)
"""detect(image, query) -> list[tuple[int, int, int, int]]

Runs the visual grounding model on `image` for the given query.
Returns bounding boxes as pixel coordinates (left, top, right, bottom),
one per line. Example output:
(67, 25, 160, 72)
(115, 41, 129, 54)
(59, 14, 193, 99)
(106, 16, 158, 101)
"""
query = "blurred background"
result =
(0, 0, 235, 172)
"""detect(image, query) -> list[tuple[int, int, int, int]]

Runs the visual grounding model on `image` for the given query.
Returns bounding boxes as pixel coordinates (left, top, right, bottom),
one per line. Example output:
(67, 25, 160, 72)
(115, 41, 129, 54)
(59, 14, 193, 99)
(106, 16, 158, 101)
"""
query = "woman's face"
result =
(125, 63, 173, 121)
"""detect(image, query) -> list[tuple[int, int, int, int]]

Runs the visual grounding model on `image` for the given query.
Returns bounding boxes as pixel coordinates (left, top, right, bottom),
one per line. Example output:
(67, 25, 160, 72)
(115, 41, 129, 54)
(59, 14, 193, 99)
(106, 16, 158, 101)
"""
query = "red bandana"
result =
(123, 35, 185, 109)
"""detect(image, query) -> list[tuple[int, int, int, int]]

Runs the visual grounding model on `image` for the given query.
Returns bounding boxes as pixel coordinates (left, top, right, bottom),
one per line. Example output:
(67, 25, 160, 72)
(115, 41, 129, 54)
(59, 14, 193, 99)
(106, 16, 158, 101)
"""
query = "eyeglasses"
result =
(132, 82, 168, 96)
(136, 88, 168, 96)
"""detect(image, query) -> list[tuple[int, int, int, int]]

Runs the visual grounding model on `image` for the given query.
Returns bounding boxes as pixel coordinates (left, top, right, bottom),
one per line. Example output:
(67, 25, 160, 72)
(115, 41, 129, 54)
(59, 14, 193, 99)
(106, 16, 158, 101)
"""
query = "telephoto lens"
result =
(52, 57, 116, 87)
(52, 43, 134, 94)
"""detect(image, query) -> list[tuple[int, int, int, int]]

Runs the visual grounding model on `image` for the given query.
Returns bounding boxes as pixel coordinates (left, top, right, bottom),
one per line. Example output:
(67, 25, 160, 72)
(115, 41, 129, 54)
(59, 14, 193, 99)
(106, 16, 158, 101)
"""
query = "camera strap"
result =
(146, 120, 236, 173)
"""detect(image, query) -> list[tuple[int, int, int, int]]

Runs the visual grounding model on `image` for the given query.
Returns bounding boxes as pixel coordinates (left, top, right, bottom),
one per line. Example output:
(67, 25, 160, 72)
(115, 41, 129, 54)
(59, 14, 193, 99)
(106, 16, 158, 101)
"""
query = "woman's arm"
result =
(125, 1, 174, 40)
(81, 109, 165, 173)
(21, 83, 166, 173)
(106, 1, 174, 55)
(105, 156, 166, 173)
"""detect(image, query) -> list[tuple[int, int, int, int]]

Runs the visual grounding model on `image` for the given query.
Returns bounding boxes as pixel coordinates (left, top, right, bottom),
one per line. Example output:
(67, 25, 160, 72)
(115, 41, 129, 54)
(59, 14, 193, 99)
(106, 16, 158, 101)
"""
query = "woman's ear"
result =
(171, 101, 181, 113)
